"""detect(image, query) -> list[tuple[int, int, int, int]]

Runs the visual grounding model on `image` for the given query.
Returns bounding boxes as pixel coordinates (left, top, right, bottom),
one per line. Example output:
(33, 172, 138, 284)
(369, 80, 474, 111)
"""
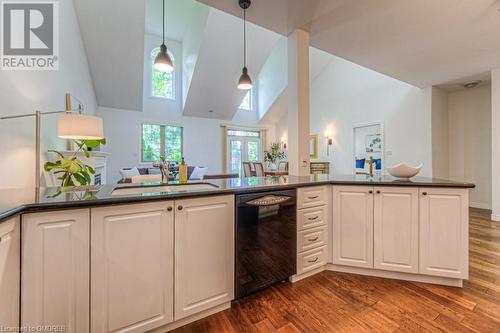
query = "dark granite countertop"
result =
(0, 174, 474, 223)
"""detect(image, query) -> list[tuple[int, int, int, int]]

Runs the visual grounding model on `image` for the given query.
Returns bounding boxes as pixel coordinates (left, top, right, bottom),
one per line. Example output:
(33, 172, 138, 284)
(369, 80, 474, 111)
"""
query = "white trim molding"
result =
(491, 213, 500, 222)
(470, 201, 492, 210)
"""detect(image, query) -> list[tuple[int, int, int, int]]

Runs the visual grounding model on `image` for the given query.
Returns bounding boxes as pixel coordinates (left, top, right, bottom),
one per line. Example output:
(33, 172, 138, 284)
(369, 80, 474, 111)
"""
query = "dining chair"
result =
(253, 162, 265, 177)
(242, 162, 253, 177)
(278, 161, 288, 171)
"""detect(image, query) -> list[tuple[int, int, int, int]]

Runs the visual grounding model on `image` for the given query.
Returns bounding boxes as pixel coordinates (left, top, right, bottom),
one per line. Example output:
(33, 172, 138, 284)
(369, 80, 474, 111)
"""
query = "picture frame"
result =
(310, 134, 318, 159)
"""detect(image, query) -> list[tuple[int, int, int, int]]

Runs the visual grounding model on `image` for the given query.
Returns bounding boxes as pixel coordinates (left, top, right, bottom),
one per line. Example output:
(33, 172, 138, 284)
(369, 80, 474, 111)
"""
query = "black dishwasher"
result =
(235, 189, 297, 299)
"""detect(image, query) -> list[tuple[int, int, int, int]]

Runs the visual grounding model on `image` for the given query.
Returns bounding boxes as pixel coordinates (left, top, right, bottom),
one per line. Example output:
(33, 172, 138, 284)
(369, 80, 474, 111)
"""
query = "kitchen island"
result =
(0, 175, 474, 332)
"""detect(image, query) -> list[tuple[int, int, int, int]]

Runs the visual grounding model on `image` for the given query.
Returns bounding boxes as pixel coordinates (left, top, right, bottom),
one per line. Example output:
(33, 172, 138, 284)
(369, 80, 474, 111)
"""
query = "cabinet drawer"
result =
(297, 246, 327, 274)
(298, 206, 326, 230)
(298, 186, 328, 209)
(298, 226, 327, 252)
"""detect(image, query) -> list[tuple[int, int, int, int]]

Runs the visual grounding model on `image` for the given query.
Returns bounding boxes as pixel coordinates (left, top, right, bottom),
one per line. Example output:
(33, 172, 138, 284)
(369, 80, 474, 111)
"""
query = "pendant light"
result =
(154, 0, 174, 73)
(237, 0, 252, 90)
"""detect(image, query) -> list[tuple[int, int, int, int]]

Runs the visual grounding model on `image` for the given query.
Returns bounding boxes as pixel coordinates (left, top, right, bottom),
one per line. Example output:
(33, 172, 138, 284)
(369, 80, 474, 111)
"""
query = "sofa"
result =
(118, 167, 238, 183)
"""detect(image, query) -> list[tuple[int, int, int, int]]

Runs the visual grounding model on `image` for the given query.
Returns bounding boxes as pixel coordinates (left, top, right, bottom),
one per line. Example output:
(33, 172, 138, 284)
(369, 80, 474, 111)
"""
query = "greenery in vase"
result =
(44, 139, 106, 187)
(264, 142, 286, 164)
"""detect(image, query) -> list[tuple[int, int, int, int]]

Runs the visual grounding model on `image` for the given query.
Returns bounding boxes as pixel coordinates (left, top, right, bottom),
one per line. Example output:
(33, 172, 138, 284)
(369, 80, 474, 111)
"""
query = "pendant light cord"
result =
(243, 7, 246, 67)
(162, 0, 165, 45)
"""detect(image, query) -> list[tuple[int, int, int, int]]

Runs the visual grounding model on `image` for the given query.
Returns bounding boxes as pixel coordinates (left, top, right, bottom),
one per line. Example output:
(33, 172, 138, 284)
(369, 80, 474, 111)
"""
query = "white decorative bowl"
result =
(387, 163, 423, 180)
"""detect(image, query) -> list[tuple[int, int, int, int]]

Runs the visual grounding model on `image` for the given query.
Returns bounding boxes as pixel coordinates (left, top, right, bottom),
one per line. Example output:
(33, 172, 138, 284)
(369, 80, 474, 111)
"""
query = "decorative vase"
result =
(270, 162, 277, 171)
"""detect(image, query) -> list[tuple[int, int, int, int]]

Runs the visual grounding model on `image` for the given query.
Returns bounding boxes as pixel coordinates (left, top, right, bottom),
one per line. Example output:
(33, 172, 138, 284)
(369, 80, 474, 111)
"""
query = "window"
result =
(142, 124, 183, 162)
(151, 47, 175, 99)
(239, 91, 252, 110)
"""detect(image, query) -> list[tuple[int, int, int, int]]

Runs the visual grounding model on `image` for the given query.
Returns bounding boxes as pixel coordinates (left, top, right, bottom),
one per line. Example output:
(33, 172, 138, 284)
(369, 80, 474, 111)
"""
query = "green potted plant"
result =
(264, 142, 286, 170)
(44, 139, 106, 187)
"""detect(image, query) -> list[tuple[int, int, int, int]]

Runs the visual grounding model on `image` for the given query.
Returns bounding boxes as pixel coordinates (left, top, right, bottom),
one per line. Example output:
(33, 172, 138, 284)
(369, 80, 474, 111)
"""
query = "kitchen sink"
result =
(111, 183, 218, 196)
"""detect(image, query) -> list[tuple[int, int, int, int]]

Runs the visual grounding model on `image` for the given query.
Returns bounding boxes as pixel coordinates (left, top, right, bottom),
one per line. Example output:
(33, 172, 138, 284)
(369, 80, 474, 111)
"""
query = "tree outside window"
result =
(151, 47, 175, 99)
(142, 124, 183, 162)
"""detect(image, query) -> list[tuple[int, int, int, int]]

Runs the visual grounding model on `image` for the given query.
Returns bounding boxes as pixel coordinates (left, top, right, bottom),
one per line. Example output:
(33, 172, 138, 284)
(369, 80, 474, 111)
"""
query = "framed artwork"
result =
(365, 134, 382, 153)
(310, 134, 318, 159)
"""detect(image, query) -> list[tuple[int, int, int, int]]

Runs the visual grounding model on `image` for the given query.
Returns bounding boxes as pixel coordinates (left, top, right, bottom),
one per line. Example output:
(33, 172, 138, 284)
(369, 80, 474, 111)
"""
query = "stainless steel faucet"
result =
(153, 156, 170, 183)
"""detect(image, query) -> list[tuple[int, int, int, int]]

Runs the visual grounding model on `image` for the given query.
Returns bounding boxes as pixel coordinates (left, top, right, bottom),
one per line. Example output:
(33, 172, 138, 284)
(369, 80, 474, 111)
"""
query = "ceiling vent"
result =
(463, 80, 482, 89)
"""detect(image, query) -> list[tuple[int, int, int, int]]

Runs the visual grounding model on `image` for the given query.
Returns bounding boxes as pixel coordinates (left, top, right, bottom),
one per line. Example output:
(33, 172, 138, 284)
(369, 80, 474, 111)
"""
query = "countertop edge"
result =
(0, 180, 475, 223)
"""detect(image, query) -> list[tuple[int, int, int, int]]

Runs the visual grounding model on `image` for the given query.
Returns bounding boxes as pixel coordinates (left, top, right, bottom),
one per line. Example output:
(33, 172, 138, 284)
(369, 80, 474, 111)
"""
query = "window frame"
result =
(150, 47, 176, 100)
(141, 122, 184, 163)
(238, 90, 253, 111)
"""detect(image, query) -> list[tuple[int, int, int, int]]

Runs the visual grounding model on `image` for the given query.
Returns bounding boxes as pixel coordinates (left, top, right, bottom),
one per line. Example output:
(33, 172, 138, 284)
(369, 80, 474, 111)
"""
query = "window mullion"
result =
(160, 125, 166, 160)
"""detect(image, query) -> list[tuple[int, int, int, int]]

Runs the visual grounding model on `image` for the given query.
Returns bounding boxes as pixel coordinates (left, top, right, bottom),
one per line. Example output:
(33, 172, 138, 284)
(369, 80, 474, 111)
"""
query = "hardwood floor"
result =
(172, 208, 500, 332)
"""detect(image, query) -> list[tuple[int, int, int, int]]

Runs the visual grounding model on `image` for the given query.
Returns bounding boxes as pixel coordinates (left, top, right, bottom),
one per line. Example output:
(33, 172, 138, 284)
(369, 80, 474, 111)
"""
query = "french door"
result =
(227, 131, 262, 176)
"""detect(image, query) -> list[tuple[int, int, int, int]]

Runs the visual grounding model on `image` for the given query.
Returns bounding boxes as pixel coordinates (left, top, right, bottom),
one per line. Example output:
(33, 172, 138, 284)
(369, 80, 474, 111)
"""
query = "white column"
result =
(287, 29, 310, 176)
(492, 68, 500, 221)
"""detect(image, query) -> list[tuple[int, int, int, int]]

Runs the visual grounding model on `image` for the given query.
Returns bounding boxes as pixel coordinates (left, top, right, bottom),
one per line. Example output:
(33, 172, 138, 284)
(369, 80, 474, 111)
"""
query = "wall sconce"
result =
(281, 136, 287, 150)
(327, 137, 333, 156)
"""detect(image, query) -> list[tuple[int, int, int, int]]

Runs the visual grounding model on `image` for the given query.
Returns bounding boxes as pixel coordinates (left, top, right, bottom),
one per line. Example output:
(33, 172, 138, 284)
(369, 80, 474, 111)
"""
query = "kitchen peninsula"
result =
(0, 175, 474, 332)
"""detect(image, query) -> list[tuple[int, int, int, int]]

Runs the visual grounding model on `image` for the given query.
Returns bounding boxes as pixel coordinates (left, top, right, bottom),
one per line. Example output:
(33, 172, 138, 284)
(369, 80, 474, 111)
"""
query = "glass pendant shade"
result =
(238, 67, 252, 90)
(154, 44, 174, 73)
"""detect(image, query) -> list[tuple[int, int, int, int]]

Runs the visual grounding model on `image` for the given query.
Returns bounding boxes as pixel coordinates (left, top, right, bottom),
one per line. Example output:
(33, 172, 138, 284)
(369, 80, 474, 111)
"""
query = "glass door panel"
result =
(247, 140, 260, 162)
(229, 140, 243, 175)
(227, 133, 262, 177)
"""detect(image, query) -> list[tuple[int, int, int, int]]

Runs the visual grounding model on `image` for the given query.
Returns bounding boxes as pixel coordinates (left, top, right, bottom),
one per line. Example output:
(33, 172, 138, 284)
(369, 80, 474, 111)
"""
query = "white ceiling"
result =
(74, 0, 145, 111)
(260, 47, 334, 124)
(145, 0, 196, 42)
(199, 0, 500, 88)
(435, 72, 491, 93)
(182, 8, 281, 120)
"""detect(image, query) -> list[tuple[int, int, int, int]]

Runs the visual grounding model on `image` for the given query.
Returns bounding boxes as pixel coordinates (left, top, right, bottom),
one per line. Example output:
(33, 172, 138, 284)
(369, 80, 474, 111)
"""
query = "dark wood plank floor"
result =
(172, 208, 500, 332)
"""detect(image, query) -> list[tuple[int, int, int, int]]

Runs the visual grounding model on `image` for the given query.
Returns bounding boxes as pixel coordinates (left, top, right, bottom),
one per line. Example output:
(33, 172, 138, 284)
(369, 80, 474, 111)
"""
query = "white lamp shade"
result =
(58, 113, 104, 140)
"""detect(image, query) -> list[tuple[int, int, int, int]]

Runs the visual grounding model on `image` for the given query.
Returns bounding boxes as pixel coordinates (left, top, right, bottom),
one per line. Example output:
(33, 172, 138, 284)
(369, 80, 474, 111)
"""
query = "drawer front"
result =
(298, 206, 326, 230)
(298, 227, 327, 252)
(297, 246, 327, 274)
(298, 186, 328, 209)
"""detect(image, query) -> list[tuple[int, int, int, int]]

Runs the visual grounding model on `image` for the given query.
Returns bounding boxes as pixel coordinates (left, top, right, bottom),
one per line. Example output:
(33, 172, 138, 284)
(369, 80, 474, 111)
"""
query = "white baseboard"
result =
(151, 302, 231, 332)
(491, 213, 500, 222)
(290, 266, 325, 283)
(470, 201, 492, 210)
(326, 264, 463, 287)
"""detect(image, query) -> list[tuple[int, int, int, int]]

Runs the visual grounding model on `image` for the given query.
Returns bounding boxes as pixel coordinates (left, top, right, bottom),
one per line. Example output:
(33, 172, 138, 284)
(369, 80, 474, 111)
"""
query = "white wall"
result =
(448, 85, 492, 209)
(100, 33, 274, 183)
(308, 55, 433, 176)
(181, 3, 209, 109)
(256, 37, 288, 120)
(492, 69, 500, 220)
(0, 0, 96, 188)
(431, 87, 449, 179)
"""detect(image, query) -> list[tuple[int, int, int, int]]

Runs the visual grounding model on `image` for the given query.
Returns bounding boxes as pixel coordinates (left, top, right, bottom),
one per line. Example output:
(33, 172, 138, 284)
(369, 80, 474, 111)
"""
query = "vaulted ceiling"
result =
(74, 0, 145, 111)
(199, 0, 500, 88)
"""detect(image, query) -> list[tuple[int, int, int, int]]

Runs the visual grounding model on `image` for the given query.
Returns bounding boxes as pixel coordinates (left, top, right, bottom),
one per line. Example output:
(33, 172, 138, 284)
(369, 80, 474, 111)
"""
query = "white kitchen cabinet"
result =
(332, 186, 374, 268)
(374, 187, 419, 273)
(0, 217, 20, 329)
(22, 209, 90, 333)
(174, 195, 234, 320)
(91, 201, 174, 333)
(419, 188, 469, 279)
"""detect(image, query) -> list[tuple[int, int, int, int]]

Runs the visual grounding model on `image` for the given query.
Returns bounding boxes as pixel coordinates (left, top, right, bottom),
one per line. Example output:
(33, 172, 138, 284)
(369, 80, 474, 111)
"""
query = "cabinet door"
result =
(332, 186, 374, 268)
(175, 195, 234, 320)
(419, 188, 469, 279)
(0, 217, 20, 329)
(91, 202, 174, 333)
(22, 209, 90, 333)
(374, 187, 419, 273)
